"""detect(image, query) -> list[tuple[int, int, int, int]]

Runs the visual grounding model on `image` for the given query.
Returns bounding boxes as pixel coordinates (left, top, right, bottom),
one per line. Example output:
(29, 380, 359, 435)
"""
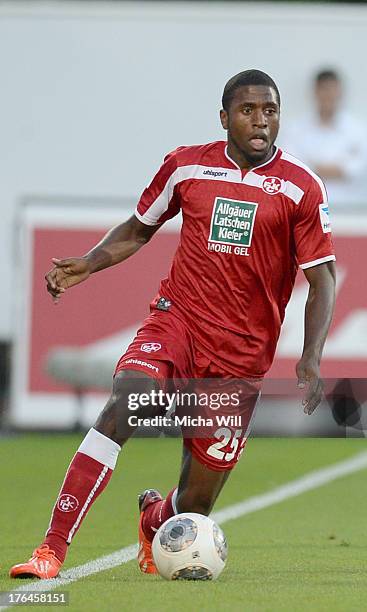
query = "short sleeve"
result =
(293, 179, 336, 270)
(135, 150, 181, 226)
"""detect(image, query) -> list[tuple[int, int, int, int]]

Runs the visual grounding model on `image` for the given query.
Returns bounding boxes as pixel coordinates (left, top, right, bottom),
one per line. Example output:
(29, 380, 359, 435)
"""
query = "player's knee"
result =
(112, 369, 159, 415)
(176, 488, 214, 516)
(94, 369, 159, 445)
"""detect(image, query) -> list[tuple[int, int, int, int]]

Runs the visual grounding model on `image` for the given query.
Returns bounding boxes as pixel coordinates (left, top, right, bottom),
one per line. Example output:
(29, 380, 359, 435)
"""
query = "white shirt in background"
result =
(281, 111, 367, 208)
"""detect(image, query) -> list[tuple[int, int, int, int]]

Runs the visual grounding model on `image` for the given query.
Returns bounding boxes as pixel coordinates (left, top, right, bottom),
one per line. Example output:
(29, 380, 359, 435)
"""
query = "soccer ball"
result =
(152, 512, 227, 580)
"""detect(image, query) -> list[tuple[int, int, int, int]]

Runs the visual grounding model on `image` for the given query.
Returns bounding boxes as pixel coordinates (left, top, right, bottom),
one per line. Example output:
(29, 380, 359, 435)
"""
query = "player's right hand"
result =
(45, 257, 91, 303)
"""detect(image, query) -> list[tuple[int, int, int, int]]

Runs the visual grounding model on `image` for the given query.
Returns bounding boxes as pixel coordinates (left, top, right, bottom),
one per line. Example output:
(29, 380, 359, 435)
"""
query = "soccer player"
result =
(10, 69, 336, 579)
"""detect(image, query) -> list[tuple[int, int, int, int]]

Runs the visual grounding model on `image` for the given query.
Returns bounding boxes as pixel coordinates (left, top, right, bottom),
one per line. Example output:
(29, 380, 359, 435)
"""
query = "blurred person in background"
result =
(282, 69, 367, 208)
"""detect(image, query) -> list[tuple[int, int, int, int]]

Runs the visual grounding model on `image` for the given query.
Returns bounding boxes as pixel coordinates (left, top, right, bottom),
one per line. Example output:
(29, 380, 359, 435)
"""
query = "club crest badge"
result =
(140, 342, 162, 353)
(262, 176, 282, 195)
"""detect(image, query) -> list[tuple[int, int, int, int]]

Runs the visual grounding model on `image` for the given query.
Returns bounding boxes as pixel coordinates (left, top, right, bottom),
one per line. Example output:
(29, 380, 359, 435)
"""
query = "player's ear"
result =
(220, 109, 228, 130)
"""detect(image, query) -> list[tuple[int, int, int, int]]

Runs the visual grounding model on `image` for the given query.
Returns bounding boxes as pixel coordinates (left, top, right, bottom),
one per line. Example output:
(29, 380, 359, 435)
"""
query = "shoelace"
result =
(32, 545, 56, 560)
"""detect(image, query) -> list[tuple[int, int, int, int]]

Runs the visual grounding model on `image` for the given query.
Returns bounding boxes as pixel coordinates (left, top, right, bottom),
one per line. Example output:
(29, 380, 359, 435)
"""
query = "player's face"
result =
(315, 78, 341, 120)
(220, 85, 280, 168)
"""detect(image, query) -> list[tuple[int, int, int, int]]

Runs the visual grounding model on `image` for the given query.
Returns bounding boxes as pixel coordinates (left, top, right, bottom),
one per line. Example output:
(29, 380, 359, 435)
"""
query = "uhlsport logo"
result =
(124, 358, 159, 373)
(262, 176, 282, 195)
(57, 494, 79, 513)
(141, 342, 162, 353)
(208, 198, 258, 248)
(203, 169, 228, 178)
(319, 203, 331, 233)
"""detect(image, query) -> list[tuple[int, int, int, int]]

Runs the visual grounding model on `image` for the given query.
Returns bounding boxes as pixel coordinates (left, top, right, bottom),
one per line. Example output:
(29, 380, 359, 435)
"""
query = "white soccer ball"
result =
(152, 512, 227, 580)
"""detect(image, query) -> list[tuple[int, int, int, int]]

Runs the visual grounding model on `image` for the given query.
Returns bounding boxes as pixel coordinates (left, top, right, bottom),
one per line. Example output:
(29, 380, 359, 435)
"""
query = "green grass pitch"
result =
(1, 434, 367, 611)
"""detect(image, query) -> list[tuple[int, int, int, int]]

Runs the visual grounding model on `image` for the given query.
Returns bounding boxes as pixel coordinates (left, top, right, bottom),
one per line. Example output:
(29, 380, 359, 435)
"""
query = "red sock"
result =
(142, 488, 177, 542)
(43, 428, 121, 562)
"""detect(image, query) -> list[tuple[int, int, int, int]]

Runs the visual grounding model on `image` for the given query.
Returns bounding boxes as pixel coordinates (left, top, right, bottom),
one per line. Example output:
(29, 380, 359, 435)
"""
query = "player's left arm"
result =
(296, 261, 336, 415)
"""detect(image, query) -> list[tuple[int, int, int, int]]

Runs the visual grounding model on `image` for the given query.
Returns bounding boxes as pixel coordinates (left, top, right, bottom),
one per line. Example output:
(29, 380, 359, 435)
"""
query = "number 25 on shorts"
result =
(207, 428, 247, 463)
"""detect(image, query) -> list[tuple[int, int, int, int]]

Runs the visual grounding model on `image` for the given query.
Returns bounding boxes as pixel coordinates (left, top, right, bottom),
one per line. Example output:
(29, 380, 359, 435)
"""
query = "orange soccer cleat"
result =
(9, 545, 62, 579)
(137, 489, 162, 575)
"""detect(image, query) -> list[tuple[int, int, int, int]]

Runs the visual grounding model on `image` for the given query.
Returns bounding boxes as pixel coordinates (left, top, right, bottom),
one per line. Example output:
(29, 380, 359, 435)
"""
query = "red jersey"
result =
(135, 141, 335, 378)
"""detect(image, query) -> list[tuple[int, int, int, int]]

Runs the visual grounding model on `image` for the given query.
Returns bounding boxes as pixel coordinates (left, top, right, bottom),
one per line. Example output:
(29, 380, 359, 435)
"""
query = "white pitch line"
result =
(0, 545, 138, 609)
(211, 449, 367, 524)
(2, 450, 367, 608)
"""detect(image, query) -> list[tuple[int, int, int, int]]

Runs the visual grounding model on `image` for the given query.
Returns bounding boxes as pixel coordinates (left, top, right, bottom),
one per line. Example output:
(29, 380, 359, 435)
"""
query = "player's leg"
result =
(138, 446, 231, 573)
(10, 308, 189, 579)
(10, 369, 159, 579)
(139, 382, 260, 550)
(174, 388, 259, 514)
(140, 444, 230, 532)
(176, 446, 230, 513)
(94, 370, 162, 443)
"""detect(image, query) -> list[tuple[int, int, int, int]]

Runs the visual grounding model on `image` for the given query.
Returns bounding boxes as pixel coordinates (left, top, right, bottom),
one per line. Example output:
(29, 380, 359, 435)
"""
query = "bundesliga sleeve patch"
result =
(319, 203, 331, 233)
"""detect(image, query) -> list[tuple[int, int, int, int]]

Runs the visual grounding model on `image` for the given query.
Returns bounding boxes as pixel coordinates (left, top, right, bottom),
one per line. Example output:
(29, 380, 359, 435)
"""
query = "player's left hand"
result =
(296, 357, 323, 415)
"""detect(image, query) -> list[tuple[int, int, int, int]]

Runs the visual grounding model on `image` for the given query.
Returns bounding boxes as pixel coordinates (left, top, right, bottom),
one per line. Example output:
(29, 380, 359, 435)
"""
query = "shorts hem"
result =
(114, 362, 164, 381)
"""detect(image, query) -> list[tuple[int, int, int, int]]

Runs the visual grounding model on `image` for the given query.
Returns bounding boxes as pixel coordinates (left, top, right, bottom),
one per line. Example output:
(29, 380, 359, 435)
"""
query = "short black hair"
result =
(315, 69, 341, 84)
(222, 69, 280, 111)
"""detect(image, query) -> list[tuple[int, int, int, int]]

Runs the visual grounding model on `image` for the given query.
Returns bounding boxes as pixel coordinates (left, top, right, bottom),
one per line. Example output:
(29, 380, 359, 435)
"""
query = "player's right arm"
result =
(46, 149, 181, 303)
(45, 215, 161, 302)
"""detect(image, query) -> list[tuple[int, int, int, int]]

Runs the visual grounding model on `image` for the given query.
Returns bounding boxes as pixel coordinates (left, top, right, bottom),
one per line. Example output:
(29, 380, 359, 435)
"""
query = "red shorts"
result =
(115, 309, 261, 471)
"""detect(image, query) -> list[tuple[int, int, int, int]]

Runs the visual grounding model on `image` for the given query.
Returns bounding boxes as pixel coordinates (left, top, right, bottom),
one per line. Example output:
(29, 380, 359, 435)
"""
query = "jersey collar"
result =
(224, 143, 281, 173)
